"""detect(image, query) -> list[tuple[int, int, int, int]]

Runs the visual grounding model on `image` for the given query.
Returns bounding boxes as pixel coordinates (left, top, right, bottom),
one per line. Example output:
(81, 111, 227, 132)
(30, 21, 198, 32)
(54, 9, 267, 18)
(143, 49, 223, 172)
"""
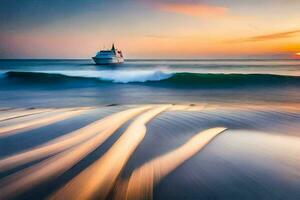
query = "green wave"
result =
(3, 71, 300, 88)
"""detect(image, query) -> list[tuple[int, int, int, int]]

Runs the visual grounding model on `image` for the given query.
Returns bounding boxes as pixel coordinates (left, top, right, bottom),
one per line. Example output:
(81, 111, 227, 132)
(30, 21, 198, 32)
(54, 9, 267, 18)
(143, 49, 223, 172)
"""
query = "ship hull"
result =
(92, 57, 124, 65)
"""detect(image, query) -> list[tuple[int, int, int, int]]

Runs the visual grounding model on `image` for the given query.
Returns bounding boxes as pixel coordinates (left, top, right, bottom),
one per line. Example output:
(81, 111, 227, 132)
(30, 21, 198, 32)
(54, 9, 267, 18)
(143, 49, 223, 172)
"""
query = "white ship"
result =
(92, 44, 124, 65)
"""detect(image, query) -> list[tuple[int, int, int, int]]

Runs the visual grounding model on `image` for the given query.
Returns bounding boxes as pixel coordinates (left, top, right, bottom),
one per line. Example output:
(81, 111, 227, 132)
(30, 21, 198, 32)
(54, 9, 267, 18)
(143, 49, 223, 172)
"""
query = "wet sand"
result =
(0, 108, 92, 138)
(118, 127, 227, 200)
(0, 104, 299, 200)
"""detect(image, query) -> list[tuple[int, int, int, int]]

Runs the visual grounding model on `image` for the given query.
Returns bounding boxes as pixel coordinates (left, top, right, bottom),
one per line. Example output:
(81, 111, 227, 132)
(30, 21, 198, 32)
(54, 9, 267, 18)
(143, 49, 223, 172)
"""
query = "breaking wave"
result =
(2, 70, 172, 83)
(2, 70, 300, 87)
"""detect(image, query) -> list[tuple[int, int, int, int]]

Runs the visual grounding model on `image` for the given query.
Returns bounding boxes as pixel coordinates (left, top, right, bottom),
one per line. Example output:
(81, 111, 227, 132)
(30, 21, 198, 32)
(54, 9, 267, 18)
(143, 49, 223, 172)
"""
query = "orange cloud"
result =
(233, 29, 300, 43)
(158, 2, 228, 18)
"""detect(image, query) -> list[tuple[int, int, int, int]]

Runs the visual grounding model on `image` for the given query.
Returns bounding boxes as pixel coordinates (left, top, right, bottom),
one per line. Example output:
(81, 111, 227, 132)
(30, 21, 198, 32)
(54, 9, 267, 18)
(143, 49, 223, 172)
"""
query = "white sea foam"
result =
(94, 70, 173, 83)
(10, 70, 173, 83)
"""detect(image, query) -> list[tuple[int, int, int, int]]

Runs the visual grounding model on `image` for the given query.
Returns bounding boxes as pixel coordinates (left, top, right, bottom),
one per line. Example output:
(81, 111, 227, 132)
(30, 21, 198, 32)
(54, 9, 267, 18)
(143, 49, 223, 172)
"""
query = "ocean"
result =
(0, 59, 300, 107)
(0, 59, 299, 200)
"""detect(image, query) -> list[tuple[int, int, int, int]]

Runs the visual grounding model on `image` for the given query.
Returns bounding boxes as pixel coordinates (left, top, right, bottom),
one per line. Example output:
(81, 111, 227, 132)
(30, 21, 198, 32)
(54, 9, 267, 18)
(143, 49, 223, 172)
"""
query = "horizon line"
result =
(1, 58, 300, 61)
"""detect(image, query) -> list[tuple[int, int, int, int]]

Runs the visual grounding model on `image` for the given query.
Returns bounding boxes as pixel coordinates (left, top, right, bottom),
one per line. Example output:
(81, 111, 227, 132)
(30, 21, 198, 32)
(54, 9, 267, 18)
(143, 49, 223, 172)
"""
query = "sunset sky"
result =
(1, 0, 300, 59)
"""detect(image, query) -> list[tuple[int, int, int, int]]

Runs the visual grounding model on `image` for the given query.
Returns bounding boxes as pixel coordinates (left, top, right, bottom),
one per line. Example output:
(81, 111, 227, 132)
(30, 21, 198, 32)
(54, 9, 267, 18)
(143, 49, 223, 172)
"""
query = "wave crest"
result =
(4, 70, 173, 83)
(95, 70, 173, 83)
(2, 70, 300, 87)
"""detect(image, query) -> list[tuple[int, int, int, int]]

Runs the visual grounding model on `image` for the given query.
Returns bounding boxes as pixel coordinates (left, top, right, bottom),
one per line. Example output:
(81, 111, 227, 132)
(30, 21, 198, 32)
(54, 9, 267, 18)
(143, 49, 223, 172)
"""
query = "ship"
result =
(92, 44, 124, 65)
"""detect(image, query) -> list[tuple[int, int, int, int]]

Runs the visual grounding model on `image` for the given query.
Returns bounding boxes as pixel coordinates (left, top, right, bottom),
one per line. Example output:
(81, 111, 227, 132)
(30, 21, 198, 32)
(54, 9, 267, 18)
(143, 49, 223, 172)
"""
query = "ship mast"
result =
(111, 43, 116, 54)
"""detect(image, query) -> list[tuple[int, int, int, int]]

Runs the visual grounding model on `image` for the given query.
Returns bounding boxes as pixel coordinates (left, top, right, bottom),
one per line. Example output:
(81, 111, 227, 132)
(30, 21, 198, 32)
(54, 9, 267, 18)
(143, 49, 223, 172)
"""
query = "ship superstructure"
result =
(92, 44, 124, 65)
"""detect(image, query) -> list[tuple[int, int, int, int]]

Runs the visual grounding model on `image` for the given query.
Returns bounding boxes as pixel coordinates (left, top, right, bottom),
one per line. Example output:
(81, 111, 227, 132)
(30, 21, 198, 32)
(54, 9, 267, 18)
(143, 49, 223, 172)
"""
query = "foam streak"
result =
(0, 109, 52, 122)
(123, 127, 227, 200)
(0, 106, 151, 172)
(0, 108, 89, 137)
(50, 105, 171, 200)
(0, 106, 151, 199)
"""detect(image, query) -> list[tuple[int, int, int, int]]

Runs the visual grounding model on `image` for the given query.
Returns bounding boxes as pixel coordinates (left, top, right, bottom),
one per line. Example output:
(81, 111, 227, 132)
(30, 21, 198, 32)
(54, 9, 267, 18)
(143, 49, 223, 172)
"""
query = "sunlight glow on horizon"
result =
(1, 0, 300, 59)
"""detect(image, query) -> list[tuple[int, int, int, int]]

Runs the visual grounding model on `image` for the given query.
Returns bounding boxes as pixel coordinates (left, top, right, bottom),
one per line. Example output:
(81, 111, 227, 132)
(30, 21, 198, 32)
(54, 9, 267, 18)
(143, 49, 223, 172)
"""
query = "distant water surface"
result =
(0, 59, 300, 107)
